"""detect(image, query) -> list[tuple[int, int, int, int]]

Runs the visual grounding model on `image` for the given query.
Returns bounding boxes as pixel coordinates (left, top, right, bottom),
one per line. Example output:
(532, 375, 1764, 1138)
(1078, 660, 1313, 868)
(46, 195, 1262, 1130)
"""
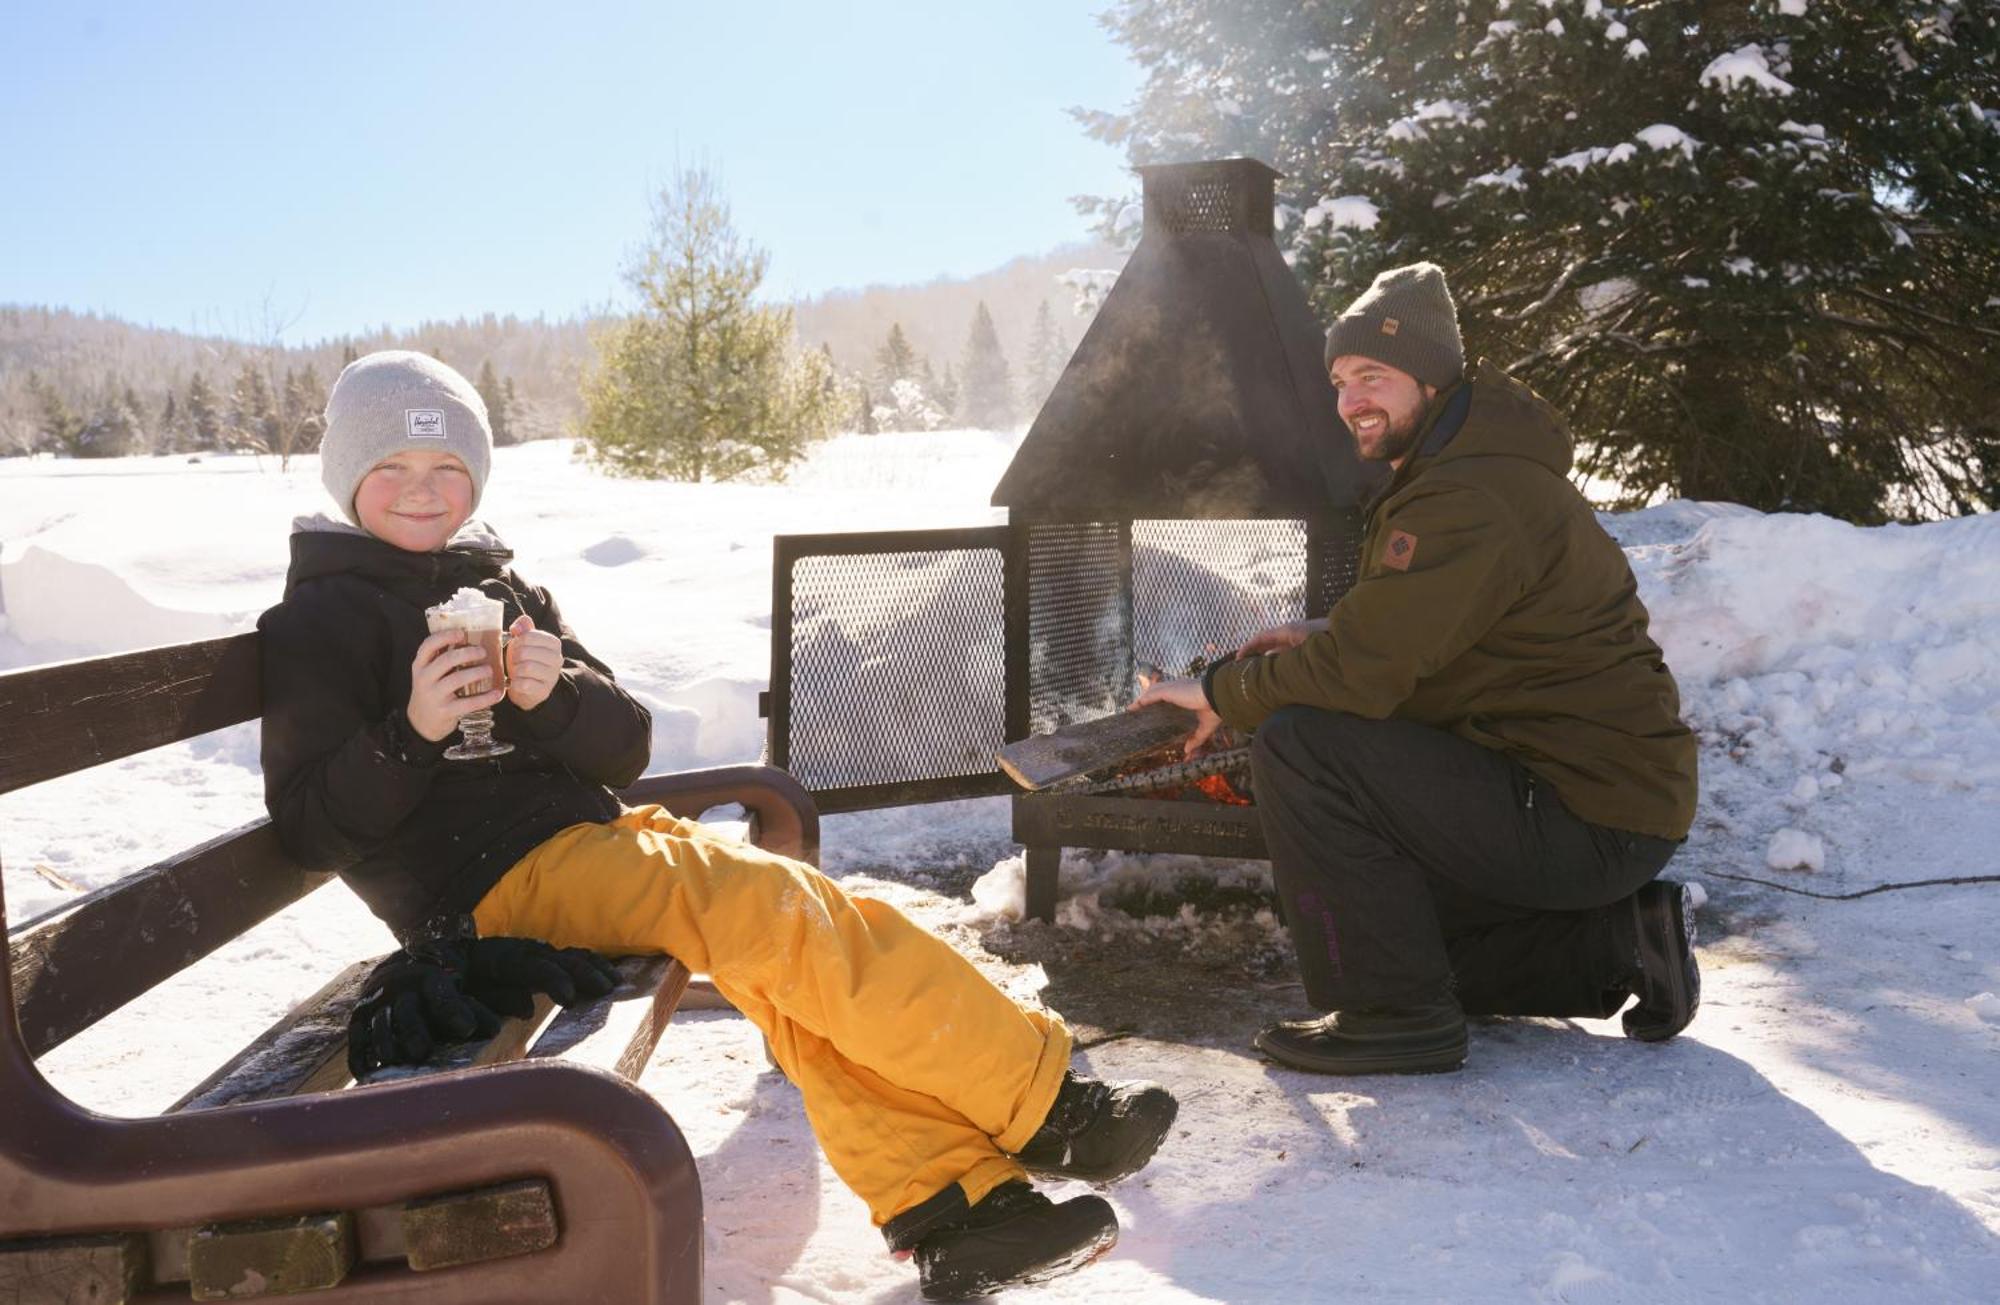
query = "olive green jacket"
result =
(1208, 361, 1698, 839)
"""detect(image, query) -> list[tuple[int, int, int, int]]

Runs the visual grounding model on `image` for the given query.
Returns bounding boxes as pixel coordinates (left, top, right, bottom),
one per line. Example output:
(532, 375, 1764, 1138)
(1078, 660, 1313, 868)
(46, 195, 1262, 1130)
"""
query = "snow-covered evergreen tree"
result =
(1084, 0, 2000, 520)
(956, 301, 1014, 429)
(872, 377, 950, 432)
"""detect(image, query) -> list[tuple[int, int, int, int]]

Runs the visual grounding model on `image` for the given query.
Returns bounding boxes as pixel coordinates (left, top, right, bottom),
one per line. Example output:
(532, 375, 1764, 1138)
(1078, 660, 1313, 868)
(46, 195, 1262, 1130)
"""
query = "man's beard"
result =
(1349, 405, 1425, 463)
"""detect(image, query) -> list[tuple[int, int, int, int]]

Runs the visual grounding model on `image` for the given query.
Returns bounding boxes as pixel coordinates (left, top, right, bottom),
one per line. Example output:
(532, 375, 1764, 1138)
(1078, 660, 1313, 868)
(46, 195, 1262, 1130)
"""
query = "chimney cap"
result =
(1137, 157, 1282, 239)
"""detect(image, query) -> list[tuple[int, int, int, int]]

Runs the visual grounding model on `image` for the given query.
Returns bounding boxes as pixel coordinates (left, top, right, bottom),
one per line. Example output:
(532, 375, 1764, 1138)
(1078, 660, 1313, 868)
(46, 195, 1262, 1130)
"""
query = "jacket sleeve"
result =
(1208, 478, 1530, 731)
(259, 598, 446, 870)
(495, 579, 654, 788)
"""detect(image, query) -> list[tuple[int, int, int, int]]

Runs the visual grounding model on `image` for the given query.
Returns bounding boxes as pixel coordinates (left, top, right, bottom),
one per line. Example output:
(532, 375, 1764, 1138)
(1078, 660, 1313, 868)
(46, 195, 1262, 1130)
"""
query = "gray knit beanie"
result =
(1323, 262, 1464, 389)
(320, 350, 493, 527)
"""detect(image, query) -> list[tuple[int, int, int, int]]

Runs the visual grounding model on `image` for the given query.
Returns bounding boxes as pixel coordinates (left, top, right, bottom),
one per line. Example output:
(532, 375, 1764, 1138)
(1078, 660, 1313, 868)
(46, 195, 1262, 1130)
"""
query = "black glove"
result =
(459, 937, 621, 1020)
(346, 940, 499, 1079)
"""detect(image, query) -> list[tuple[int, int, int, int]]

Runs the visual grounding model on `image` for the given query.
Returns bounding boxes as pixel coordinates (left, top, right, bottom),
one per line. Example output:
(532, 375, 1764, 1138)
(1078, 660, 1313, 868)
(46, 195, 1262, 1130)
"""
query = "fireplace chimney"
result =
(992, 157, 1379, 522)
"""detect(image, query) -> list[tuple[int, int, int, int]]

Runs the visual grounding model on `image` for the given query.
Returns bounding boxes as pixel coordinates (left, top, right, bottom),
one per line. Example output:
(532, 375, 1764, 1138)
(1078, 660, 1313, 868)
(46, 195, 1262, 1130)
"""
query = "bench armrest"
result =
(621, 763, 820, 866)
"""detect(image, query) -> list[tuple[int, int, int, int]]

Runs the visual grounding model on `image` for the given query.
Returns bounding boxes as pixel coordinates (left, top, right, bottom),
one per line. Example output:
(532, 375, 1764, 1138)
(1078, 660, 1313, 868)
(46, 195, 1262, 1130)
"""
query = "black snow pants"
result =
(1248, 706, 1681, 1016)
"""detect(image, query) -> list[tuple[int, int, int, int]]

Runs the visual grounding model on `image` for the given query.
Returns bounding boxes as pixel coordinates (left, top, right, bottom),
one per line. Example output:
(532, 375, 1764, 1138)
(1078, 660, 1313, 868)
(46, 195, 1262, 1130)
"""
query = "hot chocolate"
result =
(423, 587, 513, 760)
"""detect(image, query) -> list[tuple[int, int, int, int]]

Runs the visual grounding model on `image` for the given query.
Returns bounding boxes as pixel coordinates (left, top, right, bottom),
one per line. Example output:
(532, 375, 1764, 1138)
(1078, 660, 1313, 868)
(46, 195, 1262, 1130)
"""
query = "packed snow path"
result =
(3, 439, 1995, 1301)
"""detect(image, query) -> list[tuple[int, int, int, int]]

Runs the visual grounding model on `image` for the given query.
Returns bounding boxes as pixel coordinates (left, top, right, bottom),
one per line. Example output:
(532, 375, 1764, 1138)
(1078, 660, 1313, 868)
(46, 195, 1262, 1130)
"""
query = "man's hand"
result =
(407, 631, 507, 743)
(504, 615, 565, 712)
(1238, 618, 1326, 657)
(1130, 675, 1223, 758)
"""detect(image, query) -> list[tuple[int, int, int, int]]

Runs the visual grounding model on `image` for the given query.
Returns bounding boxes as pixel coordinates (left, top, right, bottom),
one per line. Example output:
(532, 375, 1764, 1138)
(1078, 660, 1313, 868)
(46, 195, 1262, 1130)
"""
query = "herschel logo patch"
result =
(1383, 529, 1418, 571)
(406, 409, 447, 439)
(1381, 317, 1401, 336)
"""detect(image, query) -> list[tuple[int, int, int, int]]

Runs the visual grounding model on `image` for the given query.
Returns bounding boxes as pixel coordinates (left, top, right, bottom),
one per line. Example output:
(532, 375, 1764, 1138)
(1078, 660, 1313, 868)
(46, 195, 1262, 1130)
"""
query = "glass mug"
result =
(424, 589, 515, 761)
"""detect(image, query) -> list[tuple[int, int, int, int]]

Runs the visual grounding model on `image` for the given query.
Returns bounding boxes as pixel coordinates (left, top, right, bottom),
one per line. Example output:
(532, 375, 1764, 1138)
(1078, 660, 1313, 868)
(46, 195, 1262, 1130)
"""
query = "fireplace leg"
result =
(1025, 845, 1060, 923)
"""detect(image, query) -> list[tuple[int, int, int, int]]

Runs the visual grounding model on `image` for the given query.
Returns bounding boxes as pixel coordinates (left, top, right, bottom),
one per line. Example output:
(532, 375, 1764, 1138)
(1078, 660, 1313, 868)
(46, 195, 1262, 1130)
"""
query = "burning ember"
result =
(1110, 648, 1255, 804)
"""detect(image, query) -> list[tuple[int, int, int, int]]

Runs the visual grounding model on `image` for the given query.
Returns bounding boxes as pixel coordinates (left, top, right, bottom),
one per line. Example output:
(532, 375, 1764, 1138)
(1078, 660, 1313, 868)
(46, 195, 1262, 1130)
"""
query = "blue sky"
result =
(0, 2, 1143, 343)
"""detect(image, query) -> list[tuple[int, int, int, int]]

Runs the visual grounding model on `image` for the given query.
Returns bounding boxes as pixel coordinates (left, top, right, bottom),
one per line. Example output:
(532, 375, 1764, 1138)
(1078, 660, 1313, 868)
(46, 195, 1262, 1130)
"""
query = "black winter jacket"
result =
(258, 520, 653, 935)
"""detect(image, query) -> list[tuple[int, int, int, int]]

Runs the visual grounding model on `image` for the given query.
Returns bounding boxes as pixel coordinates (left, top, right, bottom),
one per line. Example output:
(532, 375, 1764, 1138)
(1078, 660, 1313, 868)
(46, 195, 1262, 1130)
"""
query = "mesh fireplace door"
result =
(766, 527, 1027, 812)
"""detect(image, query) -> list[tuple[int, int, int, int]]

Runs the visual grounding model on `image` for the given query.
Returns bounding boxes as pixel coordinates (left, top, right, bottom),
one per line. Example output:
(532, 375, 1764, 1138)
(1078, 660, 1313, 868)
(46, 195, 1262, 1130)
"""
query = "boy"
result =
(259, 351, 1176, 1301)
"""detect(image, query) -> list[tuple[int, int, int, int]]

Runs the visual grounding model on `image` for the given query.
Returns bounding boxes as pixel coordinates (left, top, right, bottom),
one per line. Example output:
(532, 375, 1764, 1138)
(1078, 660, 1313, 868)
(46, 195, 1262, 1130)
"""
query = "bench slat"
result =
(172, 959, 376, 1112)
(8, 819, 332, 1059)
(0, 634, 261, 798)
(172, 956, 685, 1112)
(529, 956, 690, 1081)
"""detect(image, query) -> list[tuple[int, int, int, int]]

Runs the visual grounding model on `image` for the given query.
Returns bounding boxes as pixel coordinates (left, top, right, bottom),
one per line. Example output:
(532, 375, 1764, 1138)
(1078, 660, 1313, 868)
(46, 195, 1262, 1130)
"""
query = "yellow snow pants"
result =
(470, 805, 1072, 1226)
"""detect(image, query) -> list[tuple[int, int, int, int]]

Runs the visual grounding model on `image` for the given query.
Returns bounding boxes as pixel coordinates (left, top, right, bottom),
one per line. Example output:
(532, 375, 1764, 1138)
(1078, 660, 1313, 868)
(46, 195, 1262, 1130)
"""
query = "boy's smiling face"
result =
(353, 448, 474, 552)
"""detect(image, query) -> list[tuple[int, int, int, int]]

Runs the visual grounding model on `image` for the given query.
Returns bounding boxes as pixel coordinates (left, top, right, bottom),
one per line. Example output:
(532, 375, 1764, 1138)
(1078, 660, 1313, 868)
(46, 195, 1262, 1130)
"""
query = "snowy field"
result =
(3, 436, 1998, 1302)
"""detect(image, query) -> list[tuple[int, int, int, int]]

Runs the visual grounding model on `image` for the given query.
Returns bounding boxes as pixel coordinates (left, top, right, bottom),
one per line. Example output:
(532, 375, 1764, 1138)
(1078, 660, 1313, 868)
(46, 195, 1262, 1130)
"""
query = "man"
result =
(1135, 263, 1700, 1074)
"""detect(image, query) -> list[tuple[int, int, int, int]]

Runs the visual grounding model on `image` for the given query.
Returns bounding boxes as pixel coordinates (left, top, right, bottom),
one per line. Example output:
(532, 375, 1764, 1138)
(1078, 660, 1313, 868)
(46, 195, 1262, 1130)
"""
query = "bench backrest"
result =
(3, 634, 331, 1057)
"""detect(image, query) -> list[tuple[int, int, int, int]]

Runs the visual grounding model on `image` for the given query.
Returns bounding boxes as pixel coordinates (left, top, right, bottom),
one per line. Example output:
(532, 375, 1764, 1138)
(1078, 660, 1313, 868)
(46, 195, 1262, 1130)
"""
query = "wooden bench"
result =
(0, 633, 819, 1303)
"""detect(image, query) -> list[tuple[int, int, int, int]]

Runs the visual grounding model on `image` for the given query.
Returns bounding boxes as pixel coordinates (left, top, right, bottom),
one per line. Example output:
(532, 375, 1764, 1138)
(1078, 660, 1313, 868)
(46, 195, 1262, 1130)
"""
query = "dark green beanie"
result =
(1323, 262, 1464, 389)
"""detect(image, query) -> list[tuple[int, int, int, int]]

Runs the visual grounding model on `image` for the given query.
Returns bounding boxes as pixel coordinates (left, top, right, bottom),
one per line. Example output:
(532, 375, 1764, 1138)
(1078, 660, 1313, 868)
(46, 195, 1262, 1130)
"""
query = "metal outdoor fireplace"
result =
(762, 158, 1381, 919)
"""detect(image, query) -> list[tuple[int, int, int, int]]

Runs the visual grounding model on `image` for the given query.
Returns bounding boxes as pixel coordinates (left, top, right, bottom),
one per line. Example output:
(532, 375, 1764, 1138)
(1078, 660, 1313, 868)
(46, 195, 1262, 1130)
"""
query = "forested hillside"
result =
(1, 239, 1124, 455)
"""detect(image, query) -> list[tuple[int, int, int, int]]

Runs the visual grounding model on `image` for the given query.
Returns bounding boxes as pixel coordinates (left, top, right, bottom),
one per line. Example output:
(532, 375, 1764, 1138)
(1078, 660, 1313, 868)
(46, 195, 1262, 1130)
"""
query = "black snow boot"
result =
(1617, 880, 1700, 1042)
(884, 1180, 1118, 1302)
(1254, 996, 1467, 1075)
(1010, 1071, 1178, 1185)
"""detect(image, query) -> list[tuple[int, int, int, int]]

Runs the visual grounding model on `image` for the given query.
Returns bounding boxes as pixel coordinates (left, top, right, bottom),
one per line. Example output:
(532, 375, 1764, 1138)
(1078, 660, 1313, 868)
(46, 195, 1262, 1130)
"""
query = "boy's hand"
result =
(407, 631, 506, 742)
(504, 615, 565, 711)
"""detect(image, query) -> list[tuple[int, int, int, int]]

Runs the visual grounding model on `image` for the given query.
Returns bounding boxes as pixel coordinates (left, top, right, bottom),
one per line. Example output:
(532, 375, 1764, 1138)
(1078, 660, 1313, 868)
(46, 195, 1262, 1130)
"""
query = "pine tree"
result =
(956, 301, 1014, 430)
(580, 166, 836, 481)
(24, 373, 79, 455)
(933, 361, 960, 421)
(229, 362, 280, 454)
(73, 389, 144, 458)
(874, 323, 920, 392)
(279, 364, 328, 463)
(1085, 0, 2000, 521)
(475, 359, 517, 446)
(185, 370, 224, 452)
(501, 377, 529, 443)
(157, 389, 182, 453)
(1019, 299, 1069, 415)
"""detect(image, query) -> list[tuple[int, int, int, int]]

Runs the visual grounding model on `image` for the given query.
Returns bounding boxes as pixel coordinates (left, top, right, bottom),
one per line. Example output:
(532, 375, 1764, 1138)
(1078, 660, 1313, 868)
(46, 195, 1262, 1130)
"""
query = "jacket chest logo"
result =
(1382, 530, 1418, 571)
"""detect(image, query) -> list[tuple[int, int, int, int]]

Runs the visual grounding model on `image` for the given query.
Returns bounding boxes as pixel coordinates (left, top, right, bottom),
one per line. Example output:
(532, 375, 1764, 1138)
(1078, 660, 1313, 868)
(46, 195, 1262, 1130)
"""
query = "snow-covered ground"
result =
(3, 438, 1996, 1302)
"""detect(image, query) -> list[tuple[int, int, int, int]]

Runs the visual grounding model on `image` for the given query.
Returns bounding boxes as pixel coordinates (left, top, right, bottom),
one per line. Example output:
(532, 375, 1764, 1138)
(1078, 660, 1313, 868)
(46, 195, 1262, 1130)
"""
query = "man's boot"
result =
(1254, 996, 1467, 1074)
(1617, 879, 1700, 1042)
(1010, 1072, 1178, 1185)
(884, 1180, 1118, 1302)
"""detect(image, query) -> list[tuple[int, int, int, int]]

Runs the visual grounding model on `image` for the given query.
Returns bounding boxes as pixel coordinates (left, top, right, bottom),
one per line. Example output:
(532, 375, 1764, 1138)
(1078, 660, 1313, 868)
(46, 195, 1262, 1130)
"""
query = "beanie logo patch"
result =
(1381, 317, 1401, 336)
(1383, 530, 1418, 572)
(405, 409, 447, 439)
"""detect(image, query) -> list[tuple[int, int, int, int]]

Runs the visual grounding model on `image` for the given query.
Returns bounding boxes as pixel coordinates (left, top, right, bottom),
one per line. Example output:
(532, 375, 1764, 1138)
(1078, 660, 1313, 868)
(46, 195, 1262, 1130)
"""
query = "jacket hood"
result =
(284, 514, 514, 598)
(1419, 360, 1574, 480)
